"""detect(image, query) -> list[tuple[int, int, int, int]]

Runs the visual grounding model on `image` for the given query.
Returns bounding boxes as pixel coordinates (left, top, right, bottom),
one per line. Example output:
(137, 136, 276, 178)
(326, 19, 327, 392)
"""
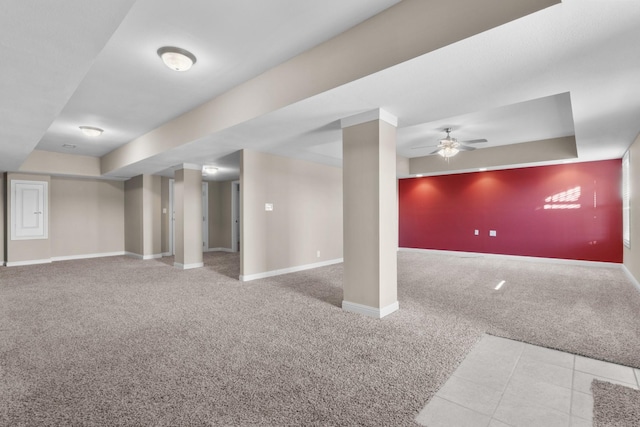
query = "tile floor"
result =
(416, 334, 640, 427)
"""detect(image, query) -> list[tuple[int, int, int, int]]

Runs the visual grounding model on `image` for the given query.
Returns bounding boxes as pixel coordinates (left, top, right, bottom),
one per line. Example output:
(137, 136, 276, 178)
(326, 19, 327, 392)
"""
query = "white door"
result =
(11, 180, 48, 240)
(202, 182, 208, 252)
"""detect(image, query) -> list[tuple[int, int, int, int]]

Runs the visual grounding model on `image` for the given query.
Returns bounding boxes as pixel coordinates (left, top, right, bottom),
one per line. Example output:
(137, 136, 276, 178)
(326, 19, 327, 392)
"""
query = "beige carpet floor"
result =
(592, 380, 640, 426)
(1, 251, 639, 425)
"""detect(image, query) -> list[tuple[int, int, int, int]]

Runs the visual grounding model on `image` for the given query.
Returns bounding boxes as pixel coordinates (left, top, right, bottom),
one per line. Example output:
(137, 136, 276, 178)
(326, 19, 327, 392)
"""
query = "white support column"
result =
(341, 109, 399, 318)
(174, 164, 204, 270)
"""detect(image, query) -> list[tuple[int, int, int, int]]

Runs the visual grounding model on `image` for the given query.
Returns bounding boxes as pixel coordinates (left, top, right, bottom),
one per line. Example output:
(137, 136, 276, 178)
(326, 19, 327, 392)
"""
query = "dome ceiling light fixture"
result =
(157, 46, 197, 72)
(202, 165, 218, 175)
(79, 126, 103, 137)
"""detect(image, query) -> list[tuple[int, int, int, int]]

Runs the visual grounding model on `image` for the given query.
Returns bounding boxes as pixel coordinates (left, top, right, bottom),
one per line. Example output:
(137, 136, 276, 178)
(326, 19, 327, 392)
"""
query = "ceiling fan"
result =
(412, 128, 487, 159)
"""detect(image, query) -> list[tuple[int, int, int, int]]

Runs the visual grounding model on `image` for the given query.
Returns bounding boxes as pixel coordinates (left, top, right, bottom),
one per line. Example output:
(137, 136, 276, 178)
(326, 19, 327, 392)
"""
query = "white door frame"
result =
(231, 180, 240, 252)
(169, 179, 175, 256)
(202, 182, 209, 252)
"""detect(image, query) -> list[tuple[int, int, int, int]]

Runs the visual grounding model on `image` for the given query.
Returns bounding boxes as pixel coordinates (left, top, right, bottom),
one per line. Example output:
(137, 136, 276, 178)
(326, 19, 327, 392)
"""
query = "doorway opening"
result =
(202, 182, 209, 252)
(231, 180, 240, 252)
(168, 178, 175, 256)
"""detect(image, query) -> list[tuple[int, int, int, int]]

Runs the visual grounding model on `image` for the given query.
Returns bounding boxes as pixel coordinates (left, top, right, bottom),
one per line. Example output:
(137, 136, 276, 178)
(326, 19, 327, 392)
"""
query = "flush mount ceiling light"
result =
(79, 126, 103, 137)
(202, 166, 218, 175)
(157, 46, 197, 71)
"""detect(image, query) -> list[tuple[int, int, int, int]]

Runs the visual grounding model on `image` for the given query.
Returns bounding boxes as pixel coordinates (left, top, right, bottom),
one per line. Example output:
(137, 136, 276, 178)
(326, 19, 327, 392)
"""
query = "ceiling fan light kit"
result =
(437, 129, 460, 159)
(438, 146, 460, 158)
(435, 128, 460, 161)
(412, 128, 487, 161)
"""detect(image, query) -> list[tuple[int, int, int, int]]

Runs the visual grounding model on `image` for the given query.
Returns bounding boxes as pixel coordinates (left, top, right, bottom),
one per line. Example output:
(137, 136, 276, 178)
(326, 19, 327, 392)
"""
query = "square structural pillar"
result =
(341, 109, 399, 318)
(174, 164, 204, 270)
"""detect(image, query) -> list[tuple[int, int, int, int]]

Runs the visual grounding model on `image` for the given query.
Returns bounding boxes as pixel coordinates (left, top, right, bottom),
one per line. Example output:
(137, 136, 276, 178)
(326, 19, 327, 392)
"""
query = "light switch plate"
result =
(474, 229, 479, 236)
(265, 203, 273, 211)
(489, 230, 497, 237)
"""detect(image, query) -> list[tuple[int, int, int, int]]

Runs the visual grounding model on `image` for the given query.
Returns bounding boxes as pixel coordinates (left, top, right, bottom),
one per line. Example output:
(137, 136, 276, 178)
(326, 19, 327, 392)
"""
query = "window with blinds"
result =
(622, 150, 630, 248)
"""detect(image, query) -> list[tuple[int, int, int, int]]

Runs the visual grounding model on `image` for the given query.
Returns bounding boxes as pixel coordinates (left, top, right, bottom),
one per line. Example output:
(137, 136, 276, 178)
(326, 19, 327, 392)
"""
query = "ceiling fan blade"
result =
(411, 145, 437, 150)
(428, 149, 441, 155)
(460, 139, 487, 144)
(458, 145, 476, 152)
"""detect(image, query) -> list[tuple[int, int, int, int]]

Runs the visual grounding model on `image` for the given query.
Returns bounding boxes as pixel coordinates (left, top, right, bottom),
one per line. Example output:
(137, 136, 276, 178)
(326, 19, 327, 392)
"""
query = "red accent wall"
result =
(399, 160, 622, 262)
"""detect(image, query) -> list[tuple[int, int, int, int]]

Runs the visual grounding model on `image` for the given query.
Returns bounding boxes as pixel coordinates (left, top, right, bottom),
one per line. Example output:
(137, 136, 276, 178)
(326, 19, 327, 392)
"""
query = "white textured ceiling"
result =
(2, 0, 640, 181)
(33, 0, 401, 158)
(0, 0, 136, 172)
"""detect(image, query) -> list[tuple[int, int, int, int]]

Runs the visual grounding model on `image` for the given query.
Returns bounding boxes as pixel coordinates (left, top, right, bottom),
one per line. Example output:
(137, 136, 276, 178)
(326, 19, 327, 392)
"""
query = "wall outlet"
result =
(265, 203, 273, 211)
(474, 229, 479, 236)
(317, 250, 321, 258)
(489, 230, 497, 237)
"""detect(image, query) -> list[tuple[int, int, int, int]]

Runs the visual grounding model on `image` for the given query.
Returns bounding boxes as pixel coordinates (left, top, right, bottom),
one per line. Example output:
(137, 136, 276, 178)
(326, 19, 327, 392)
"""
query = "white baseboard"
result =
(342, 300, 399, 319)
(52, 251, 125, 262)
(162, 252, 172, 257)
(622, 264, 640, 293)
(398, 248, 621, 268)
(208, 247, 235, 253)
(6, 258, 52, 267)
(125, 252, 163, 260)
(6, 252, 127, 267)
(174, 262, 204, 270)
(240, 258, 343, 282)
